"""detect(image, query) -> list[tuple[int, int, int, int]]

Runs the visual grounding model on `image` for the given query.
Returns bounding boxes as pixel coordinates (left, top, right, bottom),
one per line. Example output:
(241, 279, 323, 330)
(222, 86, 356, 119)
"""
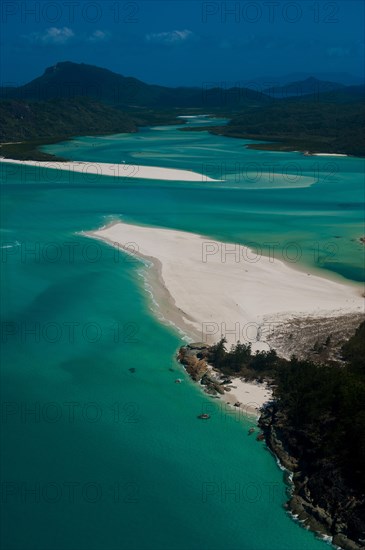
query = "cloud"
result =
(146, 29, 193, 45)
(88, 30, 111, 42)
(24, 27, 112, 45)
(26, 27, 74, 45)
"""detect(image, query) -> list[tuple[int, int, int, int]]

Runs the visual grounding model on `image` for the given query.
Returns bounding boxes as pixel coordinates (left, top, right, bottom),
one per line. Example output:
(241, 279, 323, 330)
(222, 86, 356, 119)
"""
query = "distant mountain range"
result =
(263, 77, 346, 97)
(0, 62, 364, 158)
(0, 61, 269, 108)
(243, 72, 364, 87)
(3, 62, 364, 108)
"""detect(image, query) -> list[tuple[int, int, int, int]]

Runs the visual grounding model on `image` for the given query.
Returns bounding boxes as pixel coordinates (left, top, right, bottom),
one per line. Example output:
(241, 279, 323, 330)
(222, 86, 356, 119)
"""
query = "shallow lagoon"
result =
(1, 117, 363, 549)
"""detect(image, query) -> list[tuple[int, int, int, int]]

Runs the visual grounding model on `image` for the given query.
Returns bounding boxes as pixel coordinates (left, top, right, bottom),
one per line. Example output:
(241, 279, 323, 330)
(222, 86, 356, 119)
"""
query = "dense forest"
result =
(209, 100, 365, 156)
(0, 98, 185, 160)
(207, 322, 365, 547)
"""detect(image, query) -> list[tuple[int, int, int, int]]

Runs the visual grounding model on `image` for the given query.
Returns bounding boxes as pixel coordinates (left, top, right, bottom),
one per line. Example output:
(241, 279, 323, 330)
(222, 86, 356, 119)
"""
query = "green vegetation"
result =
(209, 338, 283, 380)
(1, 62, 364, 159)
(263, 76, 345, 97)
(0, 98, 188, 160)
(0, 97, 137, 140)
(0, 137, 70, 161)
(208, 323, 365, 543)
(208, 100, 365, 156)
(209, 321, 365, 494)
(1, 61, 266, 109)
(0, 97, 139, 160)
(180, 83, 365, 156)
(342, 321, 365, 375)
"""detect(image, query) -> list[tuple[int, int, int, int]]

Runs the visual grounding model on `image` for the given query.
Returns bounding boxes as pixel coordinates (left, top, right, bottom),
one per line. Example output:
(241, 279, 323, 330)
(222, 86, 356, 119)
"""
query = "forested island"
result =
(179, 321, 365, 550)
(1, 62, 364, 160)
(206, 98, 365, 157)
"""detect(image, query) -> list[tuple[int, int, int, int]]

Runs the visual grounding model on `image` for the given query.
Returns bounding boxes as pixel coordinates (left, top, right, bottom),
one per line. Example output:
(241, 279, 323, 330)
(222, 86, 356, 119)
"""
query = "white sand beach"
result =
(88, 222, 364, 349)
(0, 158, 220, 182)
(223, 378, 272, 412)
(218, 376, 273, 416)
(305, 152, 348, 157)
(312, 153, 348, 157)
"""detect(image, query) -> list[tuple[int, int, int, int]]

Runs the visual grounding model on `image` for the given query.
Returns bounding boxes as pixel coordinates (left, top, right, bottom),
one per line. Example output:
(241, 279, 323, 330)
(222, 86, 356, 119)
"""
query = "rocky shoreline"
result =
(177, 342, 272, 414)
(259, 405, 365, 550)
(177, 343, 226, 396)
(178, 342, 365, 550)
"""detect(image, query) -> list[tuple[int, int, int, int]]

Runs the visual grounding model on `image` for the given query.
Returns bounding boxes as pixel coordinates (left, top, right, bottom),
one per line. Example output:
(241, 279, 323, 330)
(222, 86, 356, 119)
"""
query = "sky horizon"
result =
(1, 1, 364, 87)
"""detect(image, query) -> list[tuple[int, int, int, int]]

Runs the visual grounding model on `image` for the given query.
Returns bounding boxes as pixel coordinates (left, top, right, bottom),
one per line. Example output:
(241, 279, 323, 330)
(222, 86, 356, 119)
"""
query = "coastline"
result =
(87, 224, 275, 417)
(0, 158, 221, 182)
(259, 402, 365, 550)
(86, 221, 364, 349)
(303, 151, 349, 157)
(176, 342, 274, 417)
(86, 222, 364, 549)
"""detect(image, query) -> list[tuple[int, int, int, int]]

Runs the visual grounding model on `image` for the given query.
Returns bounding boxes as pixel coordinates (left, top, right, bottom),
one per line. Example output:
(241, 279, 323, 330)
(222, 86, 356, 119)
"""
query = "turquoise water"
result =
(1, 117, 364, 550)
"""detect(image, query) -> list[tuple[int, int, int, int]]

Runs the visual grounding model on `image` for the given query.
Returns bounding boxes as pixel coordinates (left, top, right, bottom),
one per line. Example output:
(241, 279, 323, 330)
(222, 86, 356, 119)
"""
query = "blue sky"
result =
(1, 0, 364, 86)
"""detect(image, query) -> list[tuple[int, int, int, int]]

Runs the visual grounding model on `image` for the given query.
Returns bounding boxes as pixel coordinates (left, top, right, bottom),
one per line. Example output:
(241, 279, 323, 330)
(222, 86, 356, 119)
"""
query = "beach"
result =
(0, 158, 220, 182)
(223, 378, 272, 410)
(212, 371, 273, 416)
(312, 153, 348, 157)
(88, 221, 364, 349)
(88, 220, 364, 415)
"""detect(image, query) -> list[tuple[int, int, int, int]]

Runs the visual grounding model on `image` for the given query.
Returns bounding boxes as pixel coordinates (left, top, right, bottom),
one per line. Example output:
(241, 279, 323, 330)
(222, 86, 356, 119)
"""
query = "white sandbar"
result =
(88, 222, 364, 347)
(0, 158, 220, 182)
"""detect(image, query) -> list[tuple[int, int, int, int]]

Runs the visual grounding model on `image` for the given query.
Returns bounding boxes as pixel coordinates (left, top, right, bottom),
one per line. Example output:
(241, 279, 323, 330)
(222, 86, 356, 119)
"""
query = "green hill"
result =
(0, 97, 141, 160)
(0, 97, 138, 141)
(1, 62, 364, 158)
(263, 76, 345, 97)
(1, 61, 268, 109)
(209, 97, 365, 156)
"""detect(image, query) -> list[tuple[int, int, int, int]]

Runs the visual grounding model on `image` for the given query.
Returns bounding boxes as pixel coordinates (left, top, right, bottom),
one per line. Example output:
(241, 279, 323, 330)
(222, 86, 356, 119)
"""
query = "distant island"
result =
(1, 62, 364, 160)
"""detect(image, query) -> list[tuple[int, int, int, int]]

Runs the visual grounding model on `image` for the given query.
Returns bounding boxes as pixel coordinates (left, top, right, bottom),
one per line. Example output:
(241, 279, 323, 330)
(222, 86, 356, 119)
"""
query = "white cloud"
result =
(88, 30, 111, 42)
(146, 29, 193, 45)
(26, 27, 74, 44)
(24, 27, 111, 45)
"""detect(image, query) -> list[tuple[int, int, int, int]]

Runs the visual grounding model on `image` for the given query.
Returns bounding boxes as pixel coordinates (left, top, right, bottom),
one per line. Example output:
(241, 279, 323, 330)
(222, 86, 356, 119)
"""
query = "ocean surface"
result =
(1, 117, 364, 550)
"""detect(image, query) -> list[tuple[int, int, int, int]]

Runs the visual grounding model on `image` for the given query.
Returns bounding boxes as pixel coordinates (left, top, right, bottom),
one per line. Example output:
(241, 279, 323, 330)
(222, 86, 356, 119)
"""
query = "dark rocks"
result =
(201, 373, 225, 395)
(259, 405, 365, 550)
(259, 406, 298, 470)
(188, 342, 210, 351)
(333, 534, 365, 550)
(178, 346, 208, 381)
(177, 343, 224, 395)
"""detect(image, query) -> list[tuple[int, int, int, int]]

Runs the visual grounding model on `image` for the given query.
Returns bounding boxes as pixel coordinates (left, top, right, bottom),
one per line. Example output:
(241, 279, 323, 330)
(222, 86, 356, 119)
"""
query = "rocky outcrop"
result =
(259, 405, 365, 550)
(178, 344, 209, 381)
(201, 373, 225, 395)
(177, 343, 225, 395)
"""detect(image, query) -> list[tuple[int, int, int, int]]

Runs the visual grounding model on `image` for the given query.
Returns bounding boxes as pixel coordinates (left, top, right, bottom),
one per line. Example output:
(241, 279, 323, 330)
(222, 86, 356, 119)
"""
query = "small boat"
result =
(197, 413, 211, 420)
(248, 427, 255, 435)
(256, 433, 265, 442)
(175, 378, 183, 384)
